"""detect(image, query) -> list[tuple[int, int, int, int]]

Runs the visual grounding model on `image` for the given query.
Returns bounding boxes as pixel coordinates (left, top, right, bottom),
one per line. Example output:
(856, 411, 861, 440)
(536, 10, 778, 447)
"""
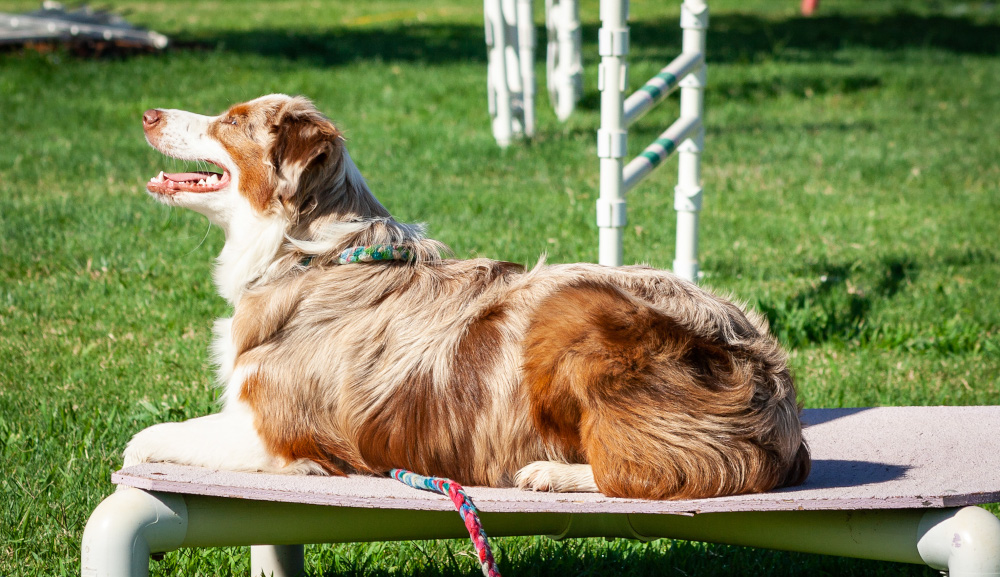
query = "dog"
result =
(124, 94, 810, 500)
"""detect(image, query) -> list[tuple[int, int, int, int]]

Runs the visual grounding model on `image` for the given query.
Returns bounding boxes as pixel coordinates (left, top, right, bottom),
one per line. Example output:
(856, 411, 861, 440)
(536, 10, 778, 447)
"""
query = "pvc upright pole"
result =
(485, 0, 515, 146)
(546, 0, 583, 121)
(516, 0, 536, 137)
(673, 0, 708, 283)
(596, 0, 629, 266)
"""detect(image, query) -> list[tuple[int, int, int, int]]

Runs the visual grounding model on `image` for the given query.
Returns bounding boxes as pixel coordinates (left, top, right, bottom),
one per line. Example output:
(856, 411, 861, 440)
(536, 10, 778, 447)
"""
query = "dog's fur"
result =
(124, 94, 810, 500)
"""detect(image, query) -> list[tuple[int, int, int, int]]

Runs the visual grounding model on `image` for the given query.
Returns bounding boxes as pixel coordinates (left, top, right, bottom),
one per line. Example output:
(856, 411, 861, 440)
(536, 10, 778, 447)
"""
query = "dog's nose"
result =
(142, 109, 162, 129)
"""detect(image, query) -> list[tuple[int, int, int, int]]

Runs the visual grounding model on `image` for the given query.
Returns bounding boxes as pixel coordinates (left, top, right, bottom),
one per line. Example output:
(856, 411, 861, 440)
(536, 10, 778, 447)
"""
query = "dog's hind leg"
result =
(523, 280, 803, 500)
(514, 462, 599, 492)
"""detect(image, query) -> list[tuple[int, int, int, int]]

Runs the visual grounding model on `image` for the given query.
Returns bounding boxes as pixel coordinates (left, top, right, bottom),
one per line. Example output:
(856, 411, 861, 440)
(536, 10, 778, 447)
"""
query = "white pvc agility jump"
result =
(545, 0, 583, 121)
(484, 0, 536, 146)
(486, 0, 707, 282)
(486, 0, 583, 139)
(596, 0, 707, 279)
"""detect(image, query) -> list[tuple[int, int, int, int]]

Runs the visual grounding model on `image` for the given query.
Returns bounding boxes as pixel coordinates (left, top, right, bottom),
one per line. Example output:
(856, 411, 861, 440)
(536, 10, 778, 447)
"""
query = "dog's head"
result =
(143, 94, 387, 231)
(142, 95, 441, 303)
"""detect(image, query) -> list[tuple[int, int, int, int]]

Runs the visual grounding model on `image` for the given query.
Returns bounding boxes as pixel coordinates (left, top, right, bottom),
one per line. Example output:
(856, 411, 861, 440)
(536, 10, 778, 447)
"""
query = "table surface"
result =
(114, 406, 1000, 515)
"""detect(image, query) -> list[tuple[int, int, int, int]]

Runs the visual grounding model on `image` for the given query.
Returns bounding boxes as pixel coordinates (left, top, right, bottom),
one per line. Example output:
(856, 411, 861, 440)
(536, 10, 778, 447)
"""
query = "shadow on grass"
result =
(176, 23, 490, 66)
(751, 248, 999, 355)
(170, 10, 1000, 68)
(754, 256, 918, 349)
(314, 532, 931, 577)
(709, 74, 882, 103)
(696, 11, 1000, 62)
(576, 72, 884, 114)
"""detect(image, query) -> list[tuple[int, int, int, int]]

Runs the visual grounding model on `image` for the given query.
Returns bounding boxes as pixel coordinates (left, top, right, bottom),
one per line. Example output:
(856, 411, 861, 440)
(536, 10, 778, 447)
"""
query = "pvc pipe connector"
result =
(674, 185, 704, 212)
(597, 129, 628, 159)
(596, 198, 628, 228)
(918, 507, 1000, 576)
(81, 489, 188, 577)
(680, 1, 709, 30)
(598, 28, 629, 57)
(678, 65, 707, 89)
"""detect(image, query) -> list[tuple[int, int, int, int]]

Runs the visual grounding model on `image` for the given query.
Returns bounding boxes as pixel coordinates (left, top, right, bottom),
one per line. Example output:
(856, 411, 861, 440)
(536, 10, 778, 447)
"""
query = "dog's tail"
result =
(523, 280, 810, 500)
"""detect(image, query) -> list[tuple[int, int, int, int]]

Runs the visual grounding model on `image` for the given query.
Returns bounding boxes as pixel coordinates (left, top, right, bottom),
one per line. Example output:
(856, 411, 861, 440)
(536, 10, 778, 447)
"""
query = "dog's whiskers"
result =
(185, 221, 214, 257)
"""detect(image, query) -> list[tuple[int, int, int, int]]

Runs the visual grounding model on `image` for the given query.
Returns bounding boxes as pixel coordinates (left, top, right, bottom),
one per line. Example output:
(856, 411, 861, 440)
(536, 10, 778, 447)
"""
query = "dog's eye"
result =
(228, 118, 238, 126)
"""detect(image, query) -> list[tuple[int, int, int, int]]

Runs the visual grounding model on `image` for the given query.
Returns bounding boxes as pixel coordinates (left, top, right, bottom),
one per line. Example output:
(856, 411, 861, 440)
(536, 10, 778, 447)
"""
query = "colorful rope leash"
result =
(390, 469, 502, 577)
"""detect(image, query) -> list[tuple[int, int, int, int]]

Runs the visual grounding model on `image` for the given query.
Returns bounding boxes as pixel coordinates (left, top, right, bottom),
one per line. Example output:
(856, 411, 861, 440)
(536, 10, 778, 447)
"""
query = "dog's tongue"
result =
(165, 172, 211, 182)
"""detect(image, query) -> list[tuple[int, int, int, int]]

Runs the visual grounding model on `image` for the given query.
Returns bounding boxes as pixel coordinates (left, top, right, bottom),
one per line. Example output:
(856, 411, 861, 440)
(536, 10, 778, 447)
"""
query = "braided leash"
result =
(390, 469, 502, 577)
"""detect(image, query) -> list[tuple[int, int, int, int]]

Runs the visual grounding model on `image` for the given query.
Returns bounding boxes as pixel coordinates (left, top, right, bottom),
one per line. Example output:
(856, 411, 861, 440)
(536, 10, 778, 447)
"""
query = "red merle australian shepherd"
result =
(124, 94, 810, 500)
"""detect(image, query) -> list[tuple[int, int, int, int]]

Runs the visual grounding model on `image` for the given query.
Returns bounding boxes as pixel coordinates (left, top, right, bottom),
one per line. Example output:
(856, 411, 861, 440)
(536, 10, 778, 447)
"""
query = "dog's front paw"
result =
(121, 444, 148, 469)
(515, 461, 599, 493)
(121, 423, 172, 469)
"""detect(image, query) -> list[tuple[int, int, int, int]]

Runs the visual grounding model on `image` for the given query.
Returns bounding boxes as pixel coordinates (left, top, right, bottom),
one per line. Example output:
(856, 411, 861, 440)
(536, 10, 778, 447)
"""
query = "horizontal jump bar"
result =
(623, 115, 700, 193)
(623, 51, 703, 127)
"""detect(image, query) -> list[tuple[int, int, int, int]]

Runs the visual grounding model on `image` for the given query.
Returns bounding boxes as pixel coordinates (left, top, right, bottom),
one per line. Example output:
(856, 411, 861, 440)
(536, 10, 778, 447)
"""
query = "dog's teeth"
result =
(207, 174, 219, 184)
(198, 179, 207, 185)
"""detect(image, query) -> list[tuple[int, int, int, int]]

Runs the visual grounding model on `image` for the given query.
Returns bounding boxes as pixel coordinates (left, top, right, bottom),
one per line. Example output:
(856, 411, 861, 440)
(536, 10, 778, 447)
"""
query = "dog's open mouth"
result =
(147, 164, 231, 194)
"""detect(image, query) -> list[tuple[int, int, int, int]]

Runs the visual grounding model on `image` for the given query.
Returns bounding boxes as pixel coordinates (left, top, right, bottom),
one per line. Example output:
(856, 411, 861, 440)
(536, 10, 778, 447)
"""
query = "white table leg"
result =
(81, 489, 188, 577)
(251, 544, 305, 577)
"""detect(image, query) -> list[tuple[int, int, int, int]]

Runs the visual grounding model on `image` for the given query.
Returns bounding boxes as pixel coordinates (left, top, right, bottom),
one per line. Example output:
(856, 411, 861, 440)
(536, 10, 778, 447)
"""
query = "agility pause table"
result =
(82, 406, 1000, 576)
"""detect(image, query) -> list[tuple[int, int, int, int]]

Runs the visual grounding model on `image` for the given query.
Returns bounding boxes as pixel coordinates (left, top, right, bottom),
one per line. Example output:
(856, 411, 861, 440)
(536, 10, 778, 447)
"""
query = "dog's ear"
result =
(269, 97, 341, 207)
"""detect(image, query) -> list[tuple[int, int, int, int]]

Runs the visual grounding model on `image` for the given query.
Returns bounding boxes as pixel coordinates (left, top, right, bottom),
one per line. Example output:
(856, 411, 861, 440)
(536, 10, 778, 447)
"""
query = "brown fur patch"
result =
(239, 370, 351, 475)
(267, 98, 341, 210)
(782, 438, 813, 488)
(208, 108, 274, 212)
(353, 370, 480, 481)
(350, 265, 522, 484)
(523, 281, 808, 499)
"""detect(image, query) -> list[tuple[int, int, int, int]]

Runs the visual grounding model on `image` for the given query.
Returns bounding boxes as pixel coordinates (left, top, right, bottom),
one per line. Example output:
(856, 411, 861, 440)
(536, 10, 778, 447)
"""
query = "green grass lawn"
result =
(1, 0, 998, 575)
